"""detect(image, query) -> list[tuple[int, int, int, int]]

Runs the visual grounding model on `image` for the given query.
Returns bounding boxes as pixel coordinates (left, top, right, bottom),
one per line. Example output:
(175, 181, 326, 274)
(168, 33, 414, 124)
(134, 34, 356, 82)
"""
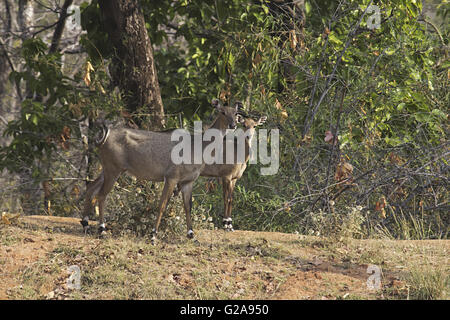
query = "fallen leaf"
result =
(380, 208, 386, 219)
(388, 152, 404, 165)
(275, 99, 283, 110)
(335, 161, 353, 182)
(324, 130, 334, 143)
(375, 196, 386, 212)
(289, 29, 298, 50)
(1, 212, 20, 225)
(98, 84, 106, 94)
(253, 53, 262, 66)
(71, 185, 80, 197)
(83, 61, 94, 87)
(301, 134, 312, 145)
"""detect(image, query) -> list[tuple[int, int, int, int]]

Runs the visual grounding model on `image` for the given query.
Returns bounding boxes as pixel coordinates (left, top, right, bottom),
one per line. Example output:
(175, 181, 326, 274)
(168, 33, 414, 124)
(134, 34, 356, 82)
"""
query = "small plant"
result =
(101, 175, 216, 241)
(373, 205, 446, 240)
(405, 266, 449, 300)
(301, 205, 366, 239)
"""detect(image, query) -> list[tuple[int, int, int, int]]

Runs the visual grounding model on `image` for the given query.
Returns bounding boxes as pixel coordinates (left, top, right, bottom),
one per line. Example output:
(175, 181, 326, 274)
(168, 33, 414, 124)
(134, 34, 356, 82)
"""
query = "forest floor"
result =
(0, 215, 448, 300)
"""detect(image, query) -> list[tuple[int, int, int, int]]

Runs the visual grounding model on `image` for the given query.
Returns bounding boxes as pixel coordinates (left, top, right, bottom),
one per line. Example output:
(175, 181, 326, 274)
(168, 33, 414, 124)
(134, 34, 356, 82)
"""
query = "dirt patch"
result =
(1, 232, 54, 298)
(19, 215, 97, 235)
(0, 215, 98, 299)
(274, 269, 369, 299)
(0, 215, 448, 300)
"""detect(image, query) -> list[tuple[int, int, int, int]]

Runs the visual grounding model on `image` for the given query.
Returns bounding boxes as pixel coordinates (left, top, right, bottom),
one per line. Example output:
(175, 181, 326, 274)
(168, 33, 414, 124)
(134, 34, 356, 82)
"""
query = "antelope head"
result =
(237, 114, 267, 145)
(211, 99, 242, 130)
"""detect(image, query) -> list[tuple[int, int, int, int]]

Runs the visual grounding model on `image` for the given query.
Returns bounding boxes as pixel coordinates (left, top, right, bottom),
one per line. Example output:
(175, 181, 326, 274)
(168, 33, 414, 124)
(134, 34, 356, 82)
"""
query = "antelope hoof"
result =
(80, 219, 90, 234)
(224, 224, 234, 232)
(187, 230, 194, 239)
(151, 229, 157, 245)
(223, 218, 234, 232)
(98, 224, 107, 238)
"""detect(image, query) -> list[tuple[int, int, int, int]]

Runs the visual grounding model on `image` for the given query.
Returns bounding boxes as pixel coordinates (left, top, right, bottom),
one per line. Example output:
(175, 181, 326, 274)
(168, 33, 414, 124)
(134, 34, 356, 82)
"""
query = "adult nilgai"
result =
(81, 99, 239, 241)
(201, 115, 267, 231)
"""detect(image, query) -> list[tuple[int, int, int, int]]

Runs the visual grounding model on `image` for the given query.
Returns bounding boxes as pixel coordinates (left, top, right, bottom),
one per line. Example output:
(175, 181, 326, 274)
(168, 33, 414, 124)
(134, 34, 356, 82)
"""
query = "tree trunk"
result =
(18, 0, 34, 36)
(0, 0, 12, 97)
(98, 0, 165, 129)
(16, 0, 40, 215)
(49, 0, 74, 54)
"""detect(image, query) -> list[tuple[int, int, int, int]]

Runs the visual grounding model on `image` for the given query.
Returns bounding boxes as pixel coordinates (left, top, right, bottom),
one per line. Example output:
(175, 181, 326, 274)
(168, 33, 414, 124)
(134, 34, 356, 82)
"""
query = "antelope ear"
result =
(237, 114, 245, 124)
(234, 101, 244, 112)
(211, 99, 220, 109)
(257, 116, 267, 126)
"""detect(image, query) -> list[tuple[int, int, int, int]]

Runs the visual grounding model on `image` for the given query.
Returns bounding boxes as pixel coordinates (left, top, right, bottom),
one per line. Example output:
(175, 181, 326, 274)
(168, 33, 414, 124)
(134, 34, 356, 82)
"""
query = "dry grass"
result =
(0, 215, 448, 300)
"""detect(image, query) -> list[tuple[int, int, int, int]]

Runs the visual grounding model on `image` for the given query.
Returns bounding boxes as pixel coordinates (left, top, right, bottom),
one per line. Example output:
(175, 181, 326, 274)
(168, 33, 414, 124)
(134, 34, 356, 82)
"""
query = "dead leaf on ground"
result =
(1, 212, 20, 225)
(335, 161, 353, 183)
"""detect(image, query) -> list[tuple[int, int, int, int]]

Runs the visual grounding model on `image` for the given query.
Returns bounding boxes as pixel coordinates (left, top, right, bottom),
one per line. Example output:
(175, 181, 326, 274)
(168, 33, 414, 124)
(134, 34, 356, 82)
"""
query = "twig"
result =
(31, 20, 60, 38)
(0, 114, 8, 125)
(418, 15, 445, 46)
(302, 0, 374, 138)
(323, 85, 347, 199)
(49, 0, 74, 53)
(0, 37, 23, 101)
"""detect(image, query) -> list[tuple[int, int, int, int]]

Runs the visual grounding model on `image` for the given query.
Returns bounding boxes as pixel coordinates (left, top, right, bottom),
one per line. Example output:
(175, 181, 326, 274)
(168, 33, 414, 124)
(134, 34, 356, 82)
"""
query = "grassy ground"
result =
(0, 215, 448, 300)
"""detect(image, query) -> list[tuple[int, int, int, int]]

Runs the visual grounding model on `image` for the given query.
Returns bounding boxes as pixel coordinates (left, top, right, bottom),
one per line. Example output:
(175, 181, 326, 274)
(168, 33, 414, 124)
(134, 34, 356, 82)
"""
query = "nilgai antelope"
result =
(201, 114, 267, 231)
(81, 99, 239, 241)
(173, 101, 245, 196)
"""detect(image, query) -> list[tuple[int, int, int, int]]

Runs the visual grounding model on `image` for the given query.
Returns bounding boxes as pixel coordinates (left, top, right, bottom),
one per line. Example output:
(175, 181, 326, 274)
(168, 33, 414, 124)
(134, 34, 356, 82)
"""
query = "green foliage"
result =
(1, 0, 447, 240)
(79, 1, 111, 63)
(1, 39, 72, 174)
(81, 0, 281, 121)
(0, 36, 119, 176)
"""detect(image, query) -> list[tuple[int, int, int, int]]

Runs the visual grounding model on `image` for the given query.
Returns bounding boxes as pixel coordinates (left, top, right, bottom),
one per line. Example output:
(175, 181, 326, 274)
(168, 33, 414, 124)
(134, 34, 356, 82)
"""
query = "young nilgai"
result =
(81, 99, 239, 241)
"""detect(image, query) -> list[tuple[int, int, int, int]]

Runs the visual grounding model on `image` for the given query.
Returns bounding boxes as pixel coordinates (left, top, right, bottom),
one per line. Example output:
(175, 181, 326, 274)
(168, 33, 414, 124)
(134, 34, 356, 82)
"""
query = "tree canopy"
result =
(0, 0, 448, 239)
